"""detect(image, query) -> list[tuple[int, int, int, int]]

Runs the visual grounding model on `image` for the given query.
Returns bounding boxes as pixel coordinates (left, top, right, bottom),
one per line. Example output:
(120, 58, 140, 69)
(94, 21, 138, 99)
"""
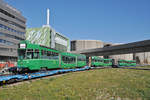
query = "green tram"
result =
(91, 56, 113, 67)
(91, 56, 104, 67)
(103, 59, 113, 66)
(17, 41, 86, 71)
(118, 59, 136, 66)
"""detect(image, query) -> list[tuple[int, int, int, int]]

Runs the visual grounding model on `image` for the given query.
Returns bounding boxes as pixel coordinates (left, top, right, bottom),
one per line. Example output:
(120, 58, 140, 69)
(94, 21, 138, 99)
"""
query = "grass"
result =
(126, 65, 150, 69)
(0, 68, 150, 100)
(136, 65, 150, 68)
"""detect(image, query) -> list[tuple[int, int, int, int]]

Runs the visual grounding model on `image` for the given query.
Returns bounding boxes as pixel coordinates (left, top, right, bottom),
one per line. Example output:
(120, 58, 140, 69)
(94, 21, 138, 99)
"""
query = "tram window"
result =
(100, 60, 103, 62)
(48, 52, 58, 59)
(68, 57, 71, 63)
(73, 57, 76, 62)
(78, 57, 81, 61)
(63, 56, 66, 63)
(41, 50, 44, 55)
(62, 56, 67, 63)
(18, 50, 26, 59)
(70, 57, 75, 63)
(119, 61, 122, 63)
(53, 52, 59, 59)
(71, 57, 73, 63)
(95, 59, 96, 62)
(104, 60, 109, 63)
(41, 50, 47, 59)
(62, 56, 65, 62)
(33, 52, 39, 59)
(80, 58, 82, 61)
(33, 49, 39, 59)
(26, 52, 33, 59)
(66, 57, 69, 63)
(92, 58, 94, 62)
(92, 59, 94, 62)
(62, 56, 75, 63)
(80, 57, 85, 61)
(35, 49, 39, 52)
(27, 49, 33, 52)
(47, 51, 51, 59)
(49, 51, 54, 59)
(73, 58, 76, 62)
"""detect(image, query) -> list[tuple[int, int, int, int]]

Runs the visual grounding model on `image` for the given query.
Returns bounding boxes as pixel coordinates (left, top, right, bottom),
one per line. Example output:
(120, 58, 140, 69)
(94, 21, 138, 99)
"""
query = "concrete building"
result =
(71, 40, 104, 51)
(0, 0, 26, 62)
(108, 43, 133, 61)
(71, 40, 133, 61)
(134, 52, 150, 64)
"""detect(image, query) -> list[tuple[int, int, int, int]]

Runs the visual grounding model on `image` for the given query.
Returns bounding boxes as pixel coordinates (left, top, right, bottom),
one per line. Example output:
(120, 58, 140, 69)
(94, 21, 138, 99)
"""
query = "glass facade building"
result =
(0, 0, 26, 62)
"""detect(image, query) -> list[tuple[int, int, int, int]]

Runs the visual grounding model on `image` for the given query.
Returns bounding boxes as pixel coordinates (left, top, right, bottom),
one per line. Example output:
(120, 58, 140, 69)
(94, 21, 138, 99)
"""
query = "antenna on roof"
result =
(47, 8, 50, 26)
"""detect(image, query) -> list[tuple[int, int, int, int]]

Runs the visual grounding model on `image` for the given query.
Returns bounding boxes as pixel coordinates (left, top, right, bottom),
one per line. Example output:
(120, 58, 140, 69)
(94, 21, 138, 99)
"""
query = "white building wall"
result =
(134, 52, 150, 64)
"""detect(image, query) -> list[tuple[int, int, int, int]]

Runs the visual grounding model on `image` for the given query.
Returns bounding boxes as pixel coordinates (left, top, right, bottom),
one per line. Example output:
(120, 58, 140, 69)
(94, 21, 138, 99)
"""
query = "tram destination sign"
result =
(20, 44, 26, 49)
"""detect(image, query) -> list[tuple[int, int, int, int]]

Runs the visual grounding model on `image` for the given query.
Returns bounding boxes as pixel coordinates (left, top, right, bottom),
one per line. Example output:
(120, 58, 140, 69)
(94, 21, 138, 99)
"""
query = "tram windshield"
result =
(18, 50, 26, 59)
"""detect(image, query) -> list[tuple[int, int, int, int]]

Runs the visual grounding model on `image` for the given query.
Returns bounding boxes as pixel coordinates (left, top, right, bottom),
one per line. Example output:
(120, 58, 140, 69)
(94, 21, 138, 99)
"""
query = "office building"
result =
(0, 0, 26, 63)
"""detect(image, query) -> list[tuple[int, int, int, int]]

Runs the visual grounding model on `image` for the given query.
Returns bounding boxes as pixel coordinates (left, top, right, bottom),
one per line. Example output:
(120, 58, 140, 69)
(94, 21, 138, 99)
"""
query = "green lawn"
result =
(0, 68, 150, 100)
(136, 65, 150, 68)
(125, 65, 150, 69)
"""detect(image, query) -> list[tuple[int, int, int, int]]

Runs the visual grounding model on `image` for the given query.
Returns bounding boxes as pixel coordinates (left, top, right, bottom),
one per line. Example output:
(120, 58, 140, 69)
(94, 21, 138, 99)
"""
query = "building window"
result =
(0, 32, 24, 40)
(0, 8, 25, 24)
(71, 41, 76, 51)
(0, 24, 25, 35)
(0, 17, 25, 30)
(0, 47, 9, 51)
(0, 39, 16, 45)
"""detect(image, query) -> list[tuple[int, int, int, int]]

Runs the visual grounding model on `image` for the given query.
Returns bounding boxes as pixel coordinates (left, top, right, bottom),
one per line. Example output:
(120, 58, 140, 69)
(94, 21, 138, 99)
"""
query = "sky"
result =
(4, 0, 150, 43)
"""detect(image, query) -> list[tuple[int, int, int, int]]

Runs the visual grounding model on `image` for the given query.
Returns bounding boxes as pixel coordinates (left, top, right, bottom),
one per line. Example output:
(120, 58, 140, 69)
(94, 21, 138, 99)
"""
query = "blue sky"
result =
(4, 0, 150, 43)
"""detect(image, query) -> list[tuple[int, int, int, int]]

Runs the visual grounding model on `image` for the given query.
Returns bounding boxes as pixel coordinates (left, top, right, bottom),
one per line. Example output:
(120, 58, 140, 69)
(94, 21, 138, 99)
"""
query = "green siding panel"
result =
(26, 27, 51, 47)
